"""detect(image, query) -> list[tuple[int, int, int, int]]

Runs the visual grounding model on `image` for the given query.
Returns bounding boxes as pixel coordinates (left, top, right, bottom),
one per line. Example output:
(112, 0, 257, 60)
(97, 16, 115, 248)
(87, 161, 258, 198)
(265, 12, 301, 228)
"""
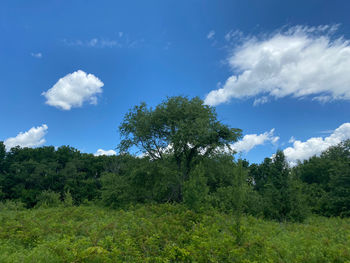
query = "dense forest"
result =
(1, 96, 350, 262)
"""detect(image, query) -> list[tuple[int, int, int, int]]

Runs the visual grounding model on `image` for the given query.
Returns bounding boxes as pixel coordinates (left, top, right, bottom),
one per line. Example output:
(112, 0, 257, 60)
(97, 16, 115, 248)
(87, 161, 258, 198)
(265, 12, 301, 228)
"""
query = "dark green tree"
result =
(0, 142, 5, 172)
(295, 140, 350, 216)
(0, 142, 5, 200)
(118, 96, 242, 201)
(322, 140, 350, 216)
(255, 151, 308, 222)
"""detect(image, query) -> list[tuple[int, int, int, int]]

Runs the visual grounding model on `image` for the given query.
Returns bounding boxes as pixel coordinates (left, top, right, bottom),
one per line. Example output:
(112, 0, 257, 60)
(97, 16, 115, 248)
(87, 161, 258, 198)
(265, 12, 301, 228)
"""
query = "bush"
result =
(0, 199, 25, 211)
(63, 190, 74, 207)
(36, 190, 61, 208)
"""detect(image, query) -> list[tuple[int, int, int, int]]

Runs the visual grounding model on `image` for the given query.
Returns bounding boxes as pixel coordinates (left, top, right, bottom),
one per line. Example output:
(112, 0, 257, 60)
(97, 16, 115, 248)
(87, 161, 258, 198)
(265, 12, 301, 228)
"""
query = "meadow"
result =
(0, 204, 349, 263)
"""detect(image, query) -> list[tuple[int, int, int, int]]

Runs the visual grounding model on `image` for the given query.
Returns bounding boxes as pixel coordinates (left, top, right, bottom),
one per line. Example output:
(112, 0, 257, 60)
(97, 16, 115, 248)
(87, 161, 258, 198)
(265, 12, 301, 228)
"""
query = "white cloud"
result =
(63, 38, 121, 48)
(207, 30, 215, 40)
(231, 128, 279, 153)
(62, 34, 148, 49)
(288, 136, 296, 143)
(4, 124, 48, 151)
(283, 123, 350, 166)
(31, 52, 42, 58)
(164, 42, 172, 50)
(94, 149, 116, 156)
(42, 70, 104, 110)
(253, 96, 269, 106)
(205, 25, 350, 106)
(225, 30, 243, 42)
(319, 129, 334, 134)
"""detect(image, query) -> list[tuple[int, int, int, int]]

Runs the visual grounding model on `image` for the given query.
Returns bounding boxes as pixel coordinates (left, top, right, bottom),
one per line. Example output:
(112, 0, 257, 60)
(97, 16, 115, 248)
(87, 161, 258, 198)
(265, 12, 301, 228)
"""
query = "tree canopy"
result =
(119, 96, 241, 173)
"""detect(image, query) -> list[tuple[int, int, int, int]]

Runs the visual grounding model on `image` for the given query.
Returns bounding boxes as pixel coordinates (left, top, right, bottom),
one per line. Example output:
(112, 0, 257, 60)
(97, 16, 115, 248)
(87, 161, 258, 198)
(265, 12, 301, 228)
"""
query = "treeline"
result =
(1, 96, 349, 221)
(1, 140, 350, 220)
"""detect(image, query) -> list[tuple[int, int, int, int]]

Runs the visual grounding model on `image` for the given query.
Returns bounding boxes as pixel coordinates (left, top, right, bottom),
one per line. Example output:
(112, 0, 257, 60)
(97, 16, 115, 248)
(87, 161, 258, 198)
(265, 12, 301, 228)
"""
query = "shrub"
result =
(36, 190, 61, 208)
(0, 199, 25, 211)
(63, 190, 74, 207)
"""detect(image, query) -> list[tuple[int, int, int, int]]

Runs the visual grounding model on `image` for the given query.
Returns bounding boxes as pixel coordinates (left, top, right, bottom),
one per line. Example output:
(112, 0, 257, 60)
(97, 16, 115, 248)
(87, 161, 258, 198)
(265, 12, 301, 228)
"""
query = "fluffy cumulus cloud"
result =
(231, 128, 279, 153)
(4, 124, 48, 151)
(42, 70, 104, 110)
(94, 149, 116, 156)
(283, 123, 350, 166)
(205, 25, 350, 106)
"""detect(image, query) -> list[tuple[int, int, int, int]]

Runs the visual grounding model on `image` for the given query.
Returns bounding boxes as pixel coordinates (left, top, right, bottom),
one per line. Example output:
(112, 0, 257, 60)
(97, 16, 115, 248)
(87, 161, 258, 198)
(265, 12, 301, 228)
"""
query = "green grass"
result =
(0, 204, 350, 262)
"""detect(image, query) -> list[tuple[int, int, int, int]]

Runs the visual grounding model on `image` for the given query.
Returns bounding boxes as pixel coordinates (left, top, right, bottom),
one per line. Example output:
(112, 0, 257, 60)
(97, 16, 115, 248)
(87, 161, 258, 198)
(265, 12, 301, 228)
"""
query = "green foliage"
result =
(118, 96, 241, 201)
(208, 160, 248, 212)
(252, 151, 308, 222)
(100, 173, 131, 208)
(0, 141, 5, 174)
(0, 205, 350, 262)
(209, 186, 237, 212)
(2, 98, 350, 259)
(183, 165, 209, 212)
(0, 143, 127, 207)
(63, 190, 74, 207)
(327, 161, 350, 217)
(36, 190, 61, 208)
(286, 172, 309, 222)
(0, 200, 25, 211)
(1, 124, 350, 223)
(296, 139, 350, 217)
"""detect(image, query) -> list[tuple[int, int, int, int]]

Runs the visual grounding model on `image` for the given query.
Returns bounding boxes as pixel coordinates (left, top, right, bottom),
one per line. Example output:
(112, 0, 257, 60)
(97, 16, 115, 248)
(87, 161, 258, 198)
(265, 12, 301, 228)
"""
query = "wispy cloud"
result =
(205, 24, 350, 106)
(63, 38, 121, 48)
(207, 30, 215, 40)
(319, 129, 334, 134)
(31, 52, 42, 58)
(164, 42, 172, 50)
(224, 30, 244, 42)
(63, 33, 144, 49)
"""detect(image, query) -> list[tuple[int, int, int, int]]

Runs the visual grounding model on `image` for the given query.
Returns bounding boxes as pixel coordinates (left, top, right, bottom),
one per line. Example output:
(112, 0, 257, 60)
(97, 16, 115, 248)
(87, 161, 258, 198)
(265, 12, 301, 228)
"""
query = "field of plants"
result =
(0, 204, 349, 263)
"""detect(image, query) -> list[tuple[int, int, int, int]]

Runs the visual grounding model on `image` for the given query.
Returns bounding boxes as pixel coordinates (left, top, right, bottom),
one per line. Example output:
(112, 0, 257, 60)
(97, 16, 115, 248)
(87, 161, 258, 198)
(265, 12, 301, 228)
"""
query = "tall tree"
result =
(118, 96, 242, 201)
(296, 140, 350, 216)
(0, 142, 5, 199)
(323, 140, 350, 216)
(256, 150, 307, 222)
(0, 142, 5, 166)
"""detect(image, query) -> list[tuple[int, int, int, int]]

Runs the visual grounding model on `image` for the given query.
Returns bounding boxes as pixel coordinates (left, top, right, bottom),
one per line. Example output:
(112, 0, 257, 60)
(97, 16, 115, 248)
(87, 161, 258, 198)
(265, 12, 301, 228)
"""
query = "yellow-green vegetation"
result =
(1, 204, 349, 263)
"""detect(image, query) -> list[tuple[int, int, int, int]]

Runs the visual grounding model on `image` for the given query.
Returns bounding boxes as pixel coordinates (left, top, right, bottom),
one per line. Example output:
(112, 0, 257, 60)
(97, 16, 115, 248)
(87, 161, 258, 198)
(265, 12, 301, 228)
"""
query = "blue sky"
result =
(1, 0, 350, 164)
